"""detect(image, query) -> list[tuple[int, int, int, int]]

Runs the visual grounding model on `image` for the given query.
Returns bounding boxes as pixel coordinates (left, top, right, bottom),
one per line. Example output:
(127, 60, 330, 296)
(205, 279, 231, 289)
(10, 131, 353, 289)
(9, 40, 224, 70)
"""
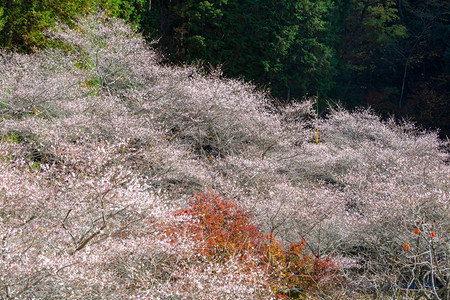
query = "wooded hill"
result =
(0, 14, 448, 299)
(1, 0, 449, 138)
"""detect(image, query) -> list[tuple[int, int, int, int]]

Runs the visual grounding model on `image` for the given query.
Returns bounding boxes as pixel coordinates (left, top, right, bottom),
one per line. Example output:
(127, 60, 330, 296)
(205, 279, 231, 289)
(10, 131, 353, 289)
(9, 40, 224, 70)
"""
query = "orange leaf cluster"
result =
(175, 192, 265, 260)
(169, 193, 340, 298)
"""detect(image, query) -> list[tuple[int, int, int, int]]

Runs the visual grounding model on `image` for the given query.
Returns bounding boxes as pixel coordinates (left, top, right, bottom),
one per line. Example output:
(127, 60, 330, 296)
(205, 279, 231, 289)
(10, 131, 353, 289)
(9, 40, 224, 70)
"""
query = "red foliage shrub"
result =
(169, 192, 340, 298)
(174, 192, 266, 260)
(265, 235, 340, 298)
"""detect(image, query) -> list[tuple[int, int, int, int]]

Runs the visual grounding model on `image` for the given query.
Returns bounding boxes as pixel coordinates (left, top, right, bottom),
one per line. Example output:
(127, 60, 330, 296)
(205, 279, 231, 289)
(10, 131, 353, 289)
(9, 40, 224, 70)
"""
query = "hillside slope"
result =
(0, 14, 448, 299)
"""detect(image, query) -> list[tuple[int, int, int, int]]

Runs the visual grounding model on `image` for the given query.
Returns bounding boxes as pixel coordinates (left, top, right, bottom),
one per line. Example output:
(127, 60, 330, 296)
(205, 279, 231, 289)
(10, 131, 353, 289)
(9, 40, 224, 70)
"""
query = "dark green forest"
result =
(1, 0, 449, 137)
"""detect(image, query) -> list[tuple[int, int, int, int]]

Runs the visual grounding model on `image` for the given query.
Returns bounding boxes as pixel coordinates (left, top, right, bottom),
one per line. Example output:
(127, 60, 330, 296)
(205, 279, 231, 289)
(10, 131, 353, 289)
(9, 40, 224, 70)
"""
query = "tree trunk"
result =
(6, 0, 13, 48)
(399, 59, 408, 109)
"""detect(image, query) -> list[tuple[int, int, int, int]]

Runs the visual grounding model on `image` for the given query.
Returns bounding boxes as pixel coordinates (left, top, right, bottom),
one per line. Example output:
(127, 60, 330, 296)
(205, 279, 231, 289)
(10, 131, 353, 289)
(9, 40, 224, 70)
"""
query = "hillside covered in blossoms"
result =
(0, 14, 449, 299)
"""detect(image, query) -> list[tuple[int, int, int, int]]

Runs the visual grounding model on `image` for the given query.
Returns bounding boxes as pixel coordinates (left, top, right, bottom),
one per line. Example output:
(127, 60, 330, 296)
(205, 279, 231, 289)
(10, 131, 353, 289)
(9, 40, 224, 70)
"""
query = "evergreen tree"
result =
(142, 0, 337, 101)
(0, 0, 145, 51)
(0, 6, 6, 33)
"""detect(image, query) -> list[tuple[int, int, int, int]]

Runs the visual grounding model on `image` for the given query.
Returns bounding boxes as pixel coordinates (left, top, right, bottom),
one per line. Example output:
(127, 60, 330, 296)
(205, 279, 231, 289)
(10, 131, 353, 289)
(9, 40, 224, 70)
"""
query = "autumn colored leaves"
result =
(163, 193, 339, 298)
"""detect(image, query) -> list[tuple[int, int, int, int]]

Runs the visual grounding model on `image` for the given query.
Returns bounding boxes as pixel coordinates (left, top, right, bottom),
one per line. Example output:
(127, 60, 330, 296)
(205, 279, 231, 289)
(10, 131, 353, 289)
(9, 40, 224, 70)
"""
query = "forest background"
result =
(0, 0, 448, 138)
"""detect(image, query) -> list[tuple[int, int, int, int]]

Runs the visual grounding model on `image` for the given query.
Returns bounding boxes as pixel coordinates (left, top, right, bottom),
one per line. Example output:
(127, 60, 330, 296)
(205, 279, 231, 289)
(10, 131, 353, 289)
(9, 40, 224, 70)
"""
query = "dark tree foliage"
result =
(142, 0, 448, 137)
(0, 0, 145, 51)
(334, 0, 449, 137)
(142, 0, 336, 101)
(399, 0, 450, 137)
(334, 0, 408, 108)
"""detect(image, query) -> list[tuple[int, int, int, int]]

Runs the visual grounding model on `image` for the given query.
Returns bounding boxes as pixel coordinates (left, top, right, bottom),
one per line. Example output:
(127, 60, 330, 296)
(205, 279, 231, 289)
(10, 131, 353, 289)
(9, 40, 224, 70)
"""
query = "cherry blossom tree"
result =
(0, 12, 448, 299)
